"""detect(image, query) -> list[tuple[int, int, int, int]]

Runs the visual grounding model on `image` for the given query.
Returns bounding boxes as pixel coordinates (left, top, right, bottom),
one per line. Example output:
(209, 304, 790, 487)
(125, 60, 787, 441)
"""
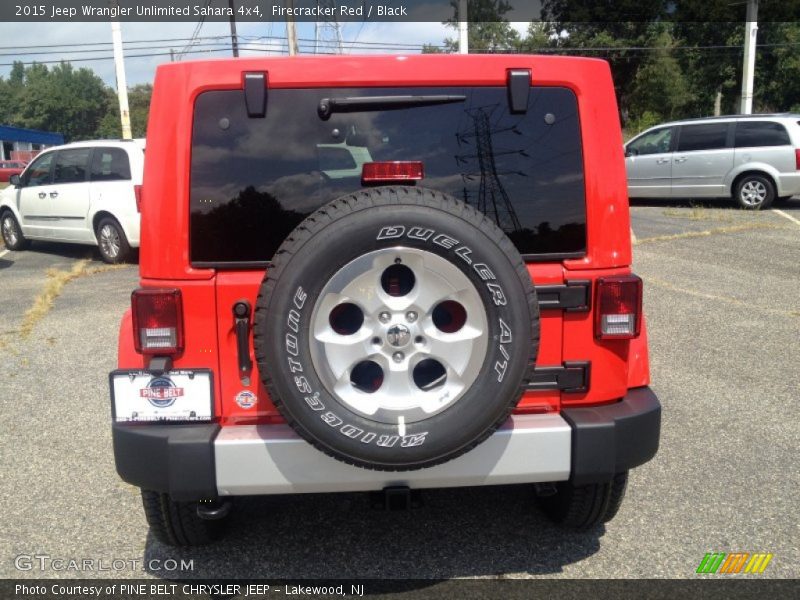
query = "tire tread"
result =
(253, 186, 539, 471)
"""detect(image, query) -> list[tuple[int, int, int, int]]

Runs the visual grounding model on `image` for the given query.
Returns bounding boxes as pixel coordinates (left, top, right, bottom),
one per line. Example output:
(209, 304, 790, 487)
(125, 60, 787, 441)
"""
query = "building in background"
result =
(0, 125, 64, 163)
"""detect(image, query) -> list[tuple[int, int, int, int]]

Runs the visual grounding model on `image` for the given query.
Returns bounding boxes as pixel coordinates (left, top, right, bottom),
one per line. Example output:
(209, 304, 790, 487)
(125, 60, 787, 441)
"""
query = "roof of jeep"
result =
(152, 54, 611, 89)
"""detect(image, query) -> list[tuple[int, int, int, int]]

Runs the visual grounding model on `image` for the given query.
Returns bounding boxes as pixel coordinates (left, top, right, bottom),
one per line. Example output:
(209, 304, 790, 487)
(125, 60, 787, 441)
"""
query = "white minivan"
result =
(0, 140, 144, 263)
(625, 114, 800, 209)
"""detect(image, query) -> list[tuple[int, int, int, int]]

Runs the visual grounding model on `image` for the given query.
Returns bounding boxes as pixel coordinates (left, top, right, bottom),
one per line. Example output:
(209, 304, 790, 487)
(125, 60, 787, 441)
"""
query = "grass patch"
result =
(662, 205, 733, 222)
(18, 260, 125, 339)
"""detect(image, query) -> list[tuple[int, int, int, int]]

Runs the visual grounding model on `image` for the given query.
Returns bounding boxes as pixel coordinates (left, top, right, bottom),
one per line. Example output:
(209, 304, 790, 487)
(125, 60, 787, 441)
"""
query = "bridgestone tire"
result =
(254, 187, 539, 471)
(536, 471, 630, 529)
(141, 490, 227, 547)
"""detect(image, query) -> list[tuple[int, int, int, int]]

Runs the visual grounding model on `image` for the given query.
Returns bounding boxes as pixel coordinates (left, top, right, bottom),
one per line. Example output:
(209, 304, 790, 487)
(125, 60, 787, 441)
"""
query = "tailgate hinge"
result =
(244, 72, 267, 118)
(529, 361, 590, 393)
(535, 280, 590, 312)
(507, 69, 531, 114)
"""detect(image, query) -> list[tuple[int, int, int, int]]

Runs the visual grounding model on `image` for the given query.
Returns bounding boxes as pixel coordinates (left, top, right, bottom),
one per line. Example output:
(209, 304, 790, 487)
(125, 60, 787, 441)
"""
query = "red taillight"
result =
(131, 288, 184, 355)
(362, 161, 424, 184)
(595, 275, 642, 340)
(795, 149, 800, 170)
(134, 185, 143, 212)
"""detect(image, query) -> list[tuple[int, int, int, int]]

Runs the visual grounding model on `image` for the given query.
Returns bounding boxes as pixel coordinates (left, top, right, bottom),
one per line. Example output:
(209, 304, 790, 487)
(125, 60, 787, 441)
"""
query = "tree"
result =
(752, 21, 800, 112)
(440, 0, 520, 52)
(628, 29, 692, 129)
(0, 61, 110, 141)
(96, 83, 152, 139)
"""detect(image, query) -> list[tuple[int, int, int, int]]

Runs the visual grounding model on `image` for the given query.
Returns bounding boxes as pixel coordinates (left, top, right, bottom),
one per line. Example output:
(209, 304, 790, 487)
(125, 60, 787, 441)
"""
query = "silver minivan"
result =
(624, 114, 800, 209)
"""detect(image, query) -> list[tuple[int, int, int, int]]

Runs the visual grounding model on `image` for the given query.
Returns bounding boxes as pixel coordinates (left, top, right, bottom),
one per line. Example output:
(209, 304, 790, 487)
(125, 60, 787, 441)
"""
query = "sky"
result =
(0, 21, 529, 87)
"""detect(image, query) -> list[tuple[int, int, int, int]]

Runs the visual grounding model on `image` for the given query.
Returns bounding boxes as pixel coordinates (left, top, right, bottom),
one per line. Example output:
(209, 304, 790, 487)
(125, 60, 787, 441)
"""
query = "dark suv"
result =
(109, 55, 660, 546)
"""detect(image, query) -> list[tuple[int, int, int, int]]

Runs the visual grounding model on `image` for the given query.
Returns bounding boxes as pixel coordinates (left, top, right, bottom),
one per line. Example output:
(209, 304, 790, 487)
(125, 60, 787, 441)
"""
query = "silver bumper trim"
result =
(214, 414, 571, 496)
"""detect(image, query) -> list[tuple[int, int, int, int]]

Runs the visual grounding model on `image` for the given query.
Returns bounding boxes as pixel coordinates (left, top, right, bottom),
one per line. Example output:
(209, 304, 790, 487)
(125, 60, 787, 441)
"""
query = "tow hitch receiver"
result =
(371, 486, 421, 511)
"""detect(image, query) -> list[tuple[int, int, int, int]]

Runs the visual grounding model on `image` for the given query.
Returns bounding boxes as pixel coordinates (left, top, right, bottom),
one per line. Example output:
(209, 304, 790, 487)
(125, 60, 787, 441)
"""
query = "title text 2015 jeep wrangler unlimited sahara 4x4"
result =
(109, 55, 660, 546)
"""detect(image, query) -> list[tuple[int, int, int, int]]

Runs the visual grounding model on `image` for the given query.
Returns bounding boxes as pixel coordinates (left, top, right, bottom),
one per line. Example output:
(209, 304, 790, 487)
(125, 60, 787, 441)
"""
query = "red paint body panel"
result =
(0, 165, 25, 182)
(214, 271, 280, 424)
(125, 54, 648, 425)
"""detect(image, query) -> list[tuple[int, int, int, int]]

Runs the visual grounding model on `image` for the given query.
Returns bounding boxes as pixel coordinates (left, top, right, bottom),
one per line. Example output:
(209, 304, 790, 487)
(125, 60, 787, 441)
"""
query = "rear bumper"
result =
(112, 386, 660, 500)
(776, 172, 800, 197)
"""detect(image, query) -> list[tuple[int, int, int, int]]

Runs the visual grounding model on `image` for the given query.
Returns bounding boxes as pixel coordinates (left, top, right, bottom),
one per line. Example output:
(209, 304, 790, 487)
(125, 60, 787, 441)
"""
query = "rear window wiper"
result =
(317, 95, 466, 120)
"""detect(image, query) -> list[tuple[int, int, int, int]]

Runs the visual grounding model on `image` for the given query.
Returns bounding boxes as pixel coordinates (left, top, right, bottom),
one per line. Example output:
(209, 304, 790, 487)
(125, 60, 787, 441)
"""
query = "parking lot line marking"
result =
(0, 249, 8, 259)
(773, 209, 800, 227)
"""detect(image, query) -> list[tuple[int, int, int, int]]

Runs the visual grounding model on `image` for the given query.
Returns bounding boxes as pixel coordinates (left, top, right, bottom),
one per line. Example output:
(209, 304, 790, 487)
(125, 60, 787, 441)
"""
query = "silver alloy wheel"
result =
(740, 180, 767, 207)
(309, 246, 488, 424)
(2, 215, 18, 247)
(99, 224, 120, 258)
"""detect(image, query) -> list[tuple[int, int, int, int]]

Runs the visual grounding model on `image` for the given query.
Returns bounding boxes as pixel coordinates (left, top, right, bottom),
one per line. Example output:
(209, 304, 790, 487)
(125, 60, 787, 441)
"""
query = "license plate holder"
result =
(110, 369, 214, 423)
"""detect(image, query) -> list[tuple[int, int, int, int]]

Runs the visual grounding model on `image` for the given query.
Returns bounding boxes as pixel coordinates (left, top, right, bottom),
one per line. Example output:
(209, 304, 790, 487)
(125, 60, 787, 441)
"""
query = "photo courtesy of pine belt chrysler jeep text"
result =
(108, 55, 661, 546)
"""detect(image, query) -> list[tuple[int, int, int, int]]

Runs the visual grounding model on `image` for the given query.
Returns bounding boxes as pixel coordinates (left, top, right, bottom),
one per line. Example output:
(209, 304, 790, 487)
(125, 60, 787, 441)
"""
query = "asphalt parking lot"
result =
(0, 200, 798, 581)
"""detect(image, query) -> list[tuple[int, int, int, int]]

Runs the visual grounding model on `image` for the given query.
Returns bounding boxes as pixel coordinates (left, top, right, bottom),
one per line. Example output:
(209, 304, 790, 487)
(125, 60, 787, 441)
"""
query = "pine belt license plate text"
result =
(111, 370, 213, 422)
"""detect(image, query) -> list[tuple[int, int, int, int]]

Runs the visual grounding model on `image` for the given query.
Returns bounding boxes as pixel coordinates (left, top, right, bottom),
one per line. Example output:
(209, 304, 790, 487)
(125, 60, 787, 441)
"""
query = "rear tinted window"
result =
(677, 123, 729, 152)
(734, 121, 790, 147)
(190, 86, 586, 265)
(90, 147, 131, 181)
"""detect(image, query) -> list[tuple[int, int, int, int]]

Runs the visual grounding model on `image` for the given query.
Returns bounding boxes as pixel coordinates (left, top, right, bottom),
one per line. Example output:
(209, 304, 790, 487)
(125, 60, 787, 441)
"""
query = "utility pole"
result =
(110, 16, 132, 139)
(286, 0, 299, 55)
(458, 0, 469, 54)
(740, 0, 758, 114)
(228, 0, 239, 57)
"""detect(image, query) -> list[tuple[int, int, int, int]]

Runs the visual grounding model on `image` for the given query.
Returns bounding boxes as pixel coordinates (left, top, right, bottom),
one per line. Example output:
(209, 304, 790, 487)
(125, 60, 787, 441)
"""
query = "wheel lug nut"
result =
(392, 351, 405, 363)
(379, 312, 391, 324)
(406, 311, 417, 323)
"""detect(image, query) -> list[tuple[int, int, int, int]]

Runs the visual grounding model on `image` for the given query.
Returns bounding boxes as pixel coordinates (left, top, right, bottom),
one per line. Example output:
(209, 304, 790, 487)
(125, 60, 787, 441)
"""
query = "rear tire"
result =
(734, 174, 775, 210)
(141, 490, 228, 547)
(1, 210, 30, 251)
(96, 217, 131, 263)
(537, 471, 629, 529)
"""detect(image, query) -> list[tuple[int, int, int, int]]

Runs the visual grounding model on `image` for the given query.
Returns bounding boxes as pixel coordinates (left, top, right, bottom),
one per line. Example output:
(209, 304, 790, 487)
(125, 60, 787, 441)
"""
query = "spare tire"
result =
(253, 187, 539, 470)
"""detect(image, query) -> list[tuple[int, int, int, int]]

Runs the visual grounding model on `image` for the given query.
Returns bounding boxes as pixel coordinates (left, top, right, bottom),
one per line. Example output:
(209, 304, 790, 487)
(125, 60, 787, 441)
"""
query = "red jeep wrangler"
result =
(110, 55, 660, 546)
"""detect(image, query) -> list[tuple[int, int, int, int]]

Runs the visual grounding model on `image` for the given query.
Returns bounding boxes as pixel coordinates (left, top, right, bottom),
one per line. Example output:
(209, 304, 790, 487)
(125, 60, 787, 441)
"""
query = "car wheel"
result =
(1, 210, 30, 251)
(140, 490, 229, 547)
(537, 471, 629, 529)
(734, 174, 775, 210)
(253, 186, 539, 471)
(96, 217, 132, 263)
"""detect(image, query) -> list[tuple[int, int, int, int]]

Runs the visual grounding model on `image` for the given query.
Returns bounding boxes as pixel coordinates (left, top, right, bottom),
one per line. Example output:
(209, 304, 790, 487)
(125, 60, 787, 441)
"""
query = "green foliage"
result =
(0, 62, 151, 142)
(442, 0, 520, 52)
(96, 84, 152, 139)
(0, 62, 111, 141)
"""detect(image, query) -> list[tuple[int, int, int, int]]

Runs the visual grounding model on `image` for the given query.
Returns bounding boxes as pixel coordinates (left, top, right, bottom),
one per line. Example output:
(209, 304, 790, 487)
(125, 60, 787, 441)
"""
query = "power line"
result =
(176, 0, 211, 60)
(0, 35, 230, 51)
(3, 35, 800, 67)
